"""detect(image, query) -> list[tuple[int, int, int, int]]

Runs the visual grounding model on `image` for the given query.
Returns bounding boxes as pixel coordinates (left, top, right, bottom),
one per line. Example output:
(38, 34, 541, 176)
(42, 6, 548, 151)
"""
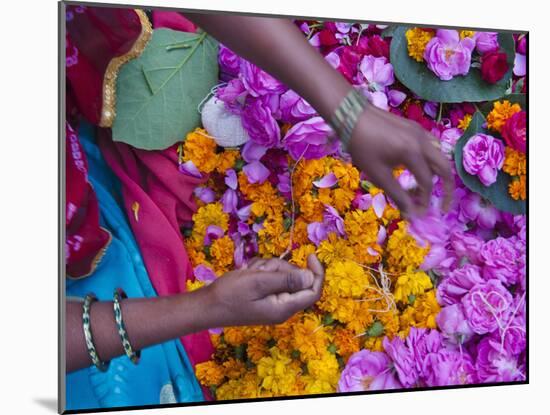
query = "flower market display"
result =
(176, 22, 527, 399)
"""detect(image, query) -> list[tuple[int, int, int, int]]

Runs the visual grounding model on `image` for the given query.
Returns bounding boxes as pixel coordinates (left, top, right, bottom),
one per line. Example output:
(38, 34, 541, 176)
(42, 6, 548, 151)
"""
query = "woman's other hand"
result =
(203, 255, 324, 327)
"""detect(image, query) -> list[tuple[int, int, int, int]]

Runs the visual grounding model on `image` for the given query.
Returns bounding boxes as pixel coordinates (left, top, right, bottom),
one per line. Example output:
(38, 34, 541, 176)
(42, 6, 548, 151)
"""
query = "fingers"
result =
(250, 269, 314, 299)
(423, 139, 455, 211)
(404, 151, 433, 214)
(369, 166, 414, 218)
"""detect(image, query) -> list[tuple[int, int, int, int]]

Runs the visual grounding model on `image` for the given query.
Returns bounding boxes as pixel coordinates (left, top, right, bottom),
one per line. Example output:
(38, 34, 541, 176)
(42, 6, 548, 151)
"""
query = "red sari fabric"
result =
(65, 4, 215, 383)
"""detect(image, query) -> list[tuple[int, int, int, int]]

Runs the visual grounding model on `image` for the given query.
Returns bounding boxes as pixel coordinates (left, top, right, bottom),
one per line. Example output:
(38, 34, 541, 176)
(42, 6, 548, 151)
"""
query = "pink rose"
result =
(462, 133, 505, 186)
(424, 30, 475, 81)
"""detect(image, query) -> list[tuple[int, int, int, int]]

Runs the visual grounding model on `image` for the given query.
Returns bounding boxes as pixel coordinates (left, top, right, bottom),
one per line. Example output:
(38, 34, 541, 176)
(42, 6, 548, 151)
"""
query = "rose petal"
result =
(242, 140, 268, 163)
(179, 160, 202, 178)
(313, 172, 338, 188)
(373, 193, 387, 218)
(194, 264, 217, 283)
(225, 169, 238, 190)
(243, 161, 270, 184)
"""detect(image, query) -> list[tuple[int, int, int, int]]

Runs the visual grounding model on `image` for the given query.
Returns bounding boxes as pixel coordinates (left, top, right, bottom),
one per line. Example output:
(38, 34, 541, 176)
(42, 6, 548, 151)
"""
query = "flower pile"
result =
(405, 28, 519, 84)
(178, 22, 526, 399)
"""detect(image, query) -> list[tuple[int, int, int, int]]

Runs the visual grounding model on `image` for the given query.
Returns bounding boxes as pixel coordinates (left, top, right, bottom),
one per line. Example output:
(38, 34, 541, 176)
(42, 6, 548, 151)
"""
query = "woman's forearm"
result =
(66, 288, 214, 373)
(184, 14, 351, 120)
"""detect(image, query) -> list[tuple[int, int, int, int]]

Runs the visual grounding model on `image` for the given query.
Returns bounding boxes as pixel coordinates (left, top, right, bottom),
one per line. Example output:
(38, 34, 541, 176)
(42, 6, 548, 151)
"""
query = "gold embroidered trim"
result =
(99, 9, 153, 127)
(66, 227, 112, 280)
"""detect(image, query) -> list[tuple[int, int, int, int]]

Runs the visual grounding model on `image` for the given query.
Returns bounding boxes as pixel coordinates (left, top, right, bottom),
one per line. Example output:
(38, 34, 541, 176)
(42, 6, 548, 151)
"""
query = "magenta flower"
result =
(241, 98, 281, 148)
(307, 222, 328, 246)
(358, 55, 395, 90)
(450, 231, 484, 265)
(475, 337, 525, 383)
(338, 350, 402, 392)
(240, 60, 286, 97)
(216, 78, 248, 114)
(279, 89, 317, 124)
(462, 279, 513, 334)
(423, 349, 477, 387)
(437, 264, 484, 306)
(382, 335, 418, 387)
(480, 236, 524, 286)
(436, 304, 474, 344)
(474, 31, 499, 54)
(323, 205, 346, 236)
(218, 44, 241, 79)
(460, 192, 500, 229)
(439, 127, 463, 157)
(424, 29, 475, 80)
(283, 116, 337, 160)
(243, 161, 270, 184)
(462, 133, 505, 186)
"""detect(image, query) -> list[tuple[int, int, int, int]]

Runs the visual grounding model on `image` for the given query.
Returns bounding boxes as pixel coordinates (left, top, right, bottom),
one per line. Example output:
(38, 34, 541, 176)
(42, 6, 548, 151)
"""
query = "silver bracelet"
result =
(330, 88, 369, 152)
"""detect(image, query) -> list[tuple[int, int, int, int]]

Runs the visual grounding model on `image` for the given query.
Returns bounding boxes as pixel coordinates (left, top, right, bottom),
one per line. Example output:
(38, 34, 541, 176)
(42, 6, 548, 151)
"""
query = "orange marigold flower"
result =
(487, 100, 522, 133)
(509, 175, 526, 201)
(211, 235, 234, 269)
(195, 361, 225, 387)
(333, 328, 360, 361)
(183, 128, 219, 173)
(503, 147, 527, 177)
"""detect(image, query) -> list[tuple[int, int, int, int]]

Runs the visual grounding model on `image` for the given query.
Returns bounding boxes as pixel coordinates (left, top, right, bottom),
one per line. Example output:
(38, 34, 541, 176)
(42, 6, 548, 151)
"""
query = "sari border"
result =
(99, 9, 152, 127)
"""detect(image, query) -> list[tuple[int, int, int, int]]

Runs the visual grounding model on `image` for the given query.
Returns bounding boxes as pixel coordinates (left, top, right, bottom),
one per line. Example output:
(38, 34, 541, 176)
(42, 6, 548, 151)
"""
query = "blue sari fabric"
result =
(65, 122, 204, 411)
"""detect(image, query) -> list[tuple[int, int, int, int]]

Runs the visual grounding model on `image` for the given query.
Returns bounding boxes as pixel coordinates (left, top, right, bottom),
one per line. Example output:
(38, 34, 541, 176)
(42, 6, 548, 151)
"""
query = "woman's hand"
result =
(203, 255, 324, 326)
(348, 103, 454, 217)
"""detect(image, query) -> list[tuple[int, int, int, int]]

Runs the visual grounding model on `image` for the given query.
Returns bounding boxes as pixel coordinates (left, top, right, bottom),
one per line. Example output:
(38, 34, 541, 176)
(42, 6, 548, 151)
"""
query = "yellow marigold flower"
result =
(257, 347, 300, 396)
(460, 30, 475, 39)
(292, 217, 310, 246)
(258, 217, 290, 257)
(333, 328, 360, 361)
(344, 209, 379, 247)
(400, 289, 441, 330)
(195, 361, 225, 387)
(215, 372, 260, 400)
(487, 100, 522, 133)
(291, 244, 316, 268)
(386, 221, 428, 274)
(393, 270, 433, 304)
(363, 336, 384, 352)
(302, 376, 336, 394)
(318, 293, 359, 325)
(324, 259, 370, 298)
(503, 147, 527, 177)
(290, 313, 331, 361)
(458, 114, 472, 130)
(183, 128, 219, 173)
(298, 193, 324, 222)
(211, 235, 234, 269)
(317, 187, 333, 205)
(405, 28, 434, 62)
(509, 175, 526, 201)
(316, 233, 354, 266)
(332, 187, 355, 212)
(186, 279, 205, 292)
(216, 149, 239, 174)
(306, 352, 340, 386)
(192, 202, 229, 242)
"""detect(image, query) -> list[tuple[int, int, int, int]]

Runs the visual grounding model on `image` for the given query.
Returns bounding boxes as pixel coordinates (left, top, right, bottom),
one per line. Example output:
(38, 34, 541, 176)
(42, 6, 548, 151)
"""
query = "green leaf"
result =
(454, 111, 526, 214)
(381, 26, 397, 38)
(366, 320, 384, 337)
(390, 27, 515, 103)
(112, 29, 219, 150)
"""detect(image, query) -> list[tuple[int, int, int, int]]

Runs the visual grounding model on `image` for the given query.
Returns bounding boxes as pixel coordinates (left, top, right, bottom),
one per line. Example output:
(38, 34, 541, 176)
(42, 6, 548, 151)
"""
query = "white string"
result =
(197, 81, 228, 114)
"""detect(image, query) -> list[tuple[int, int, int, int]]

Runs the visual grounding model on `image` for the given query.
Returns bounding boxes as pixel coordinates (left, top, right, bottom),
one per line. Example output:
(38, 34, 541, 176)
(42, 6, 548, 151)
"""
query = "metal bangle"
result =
(113, 288, 140, 364)
(330, 88, 369, 152)
(82, 293, 109, 371)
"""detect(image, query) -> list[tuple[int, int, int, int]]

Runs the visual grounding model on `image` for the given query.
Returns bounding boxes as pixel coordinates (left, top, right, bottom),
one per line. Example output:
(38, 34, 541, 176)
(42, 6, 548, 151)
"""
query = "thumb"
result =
(250, 269, 314, 298)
